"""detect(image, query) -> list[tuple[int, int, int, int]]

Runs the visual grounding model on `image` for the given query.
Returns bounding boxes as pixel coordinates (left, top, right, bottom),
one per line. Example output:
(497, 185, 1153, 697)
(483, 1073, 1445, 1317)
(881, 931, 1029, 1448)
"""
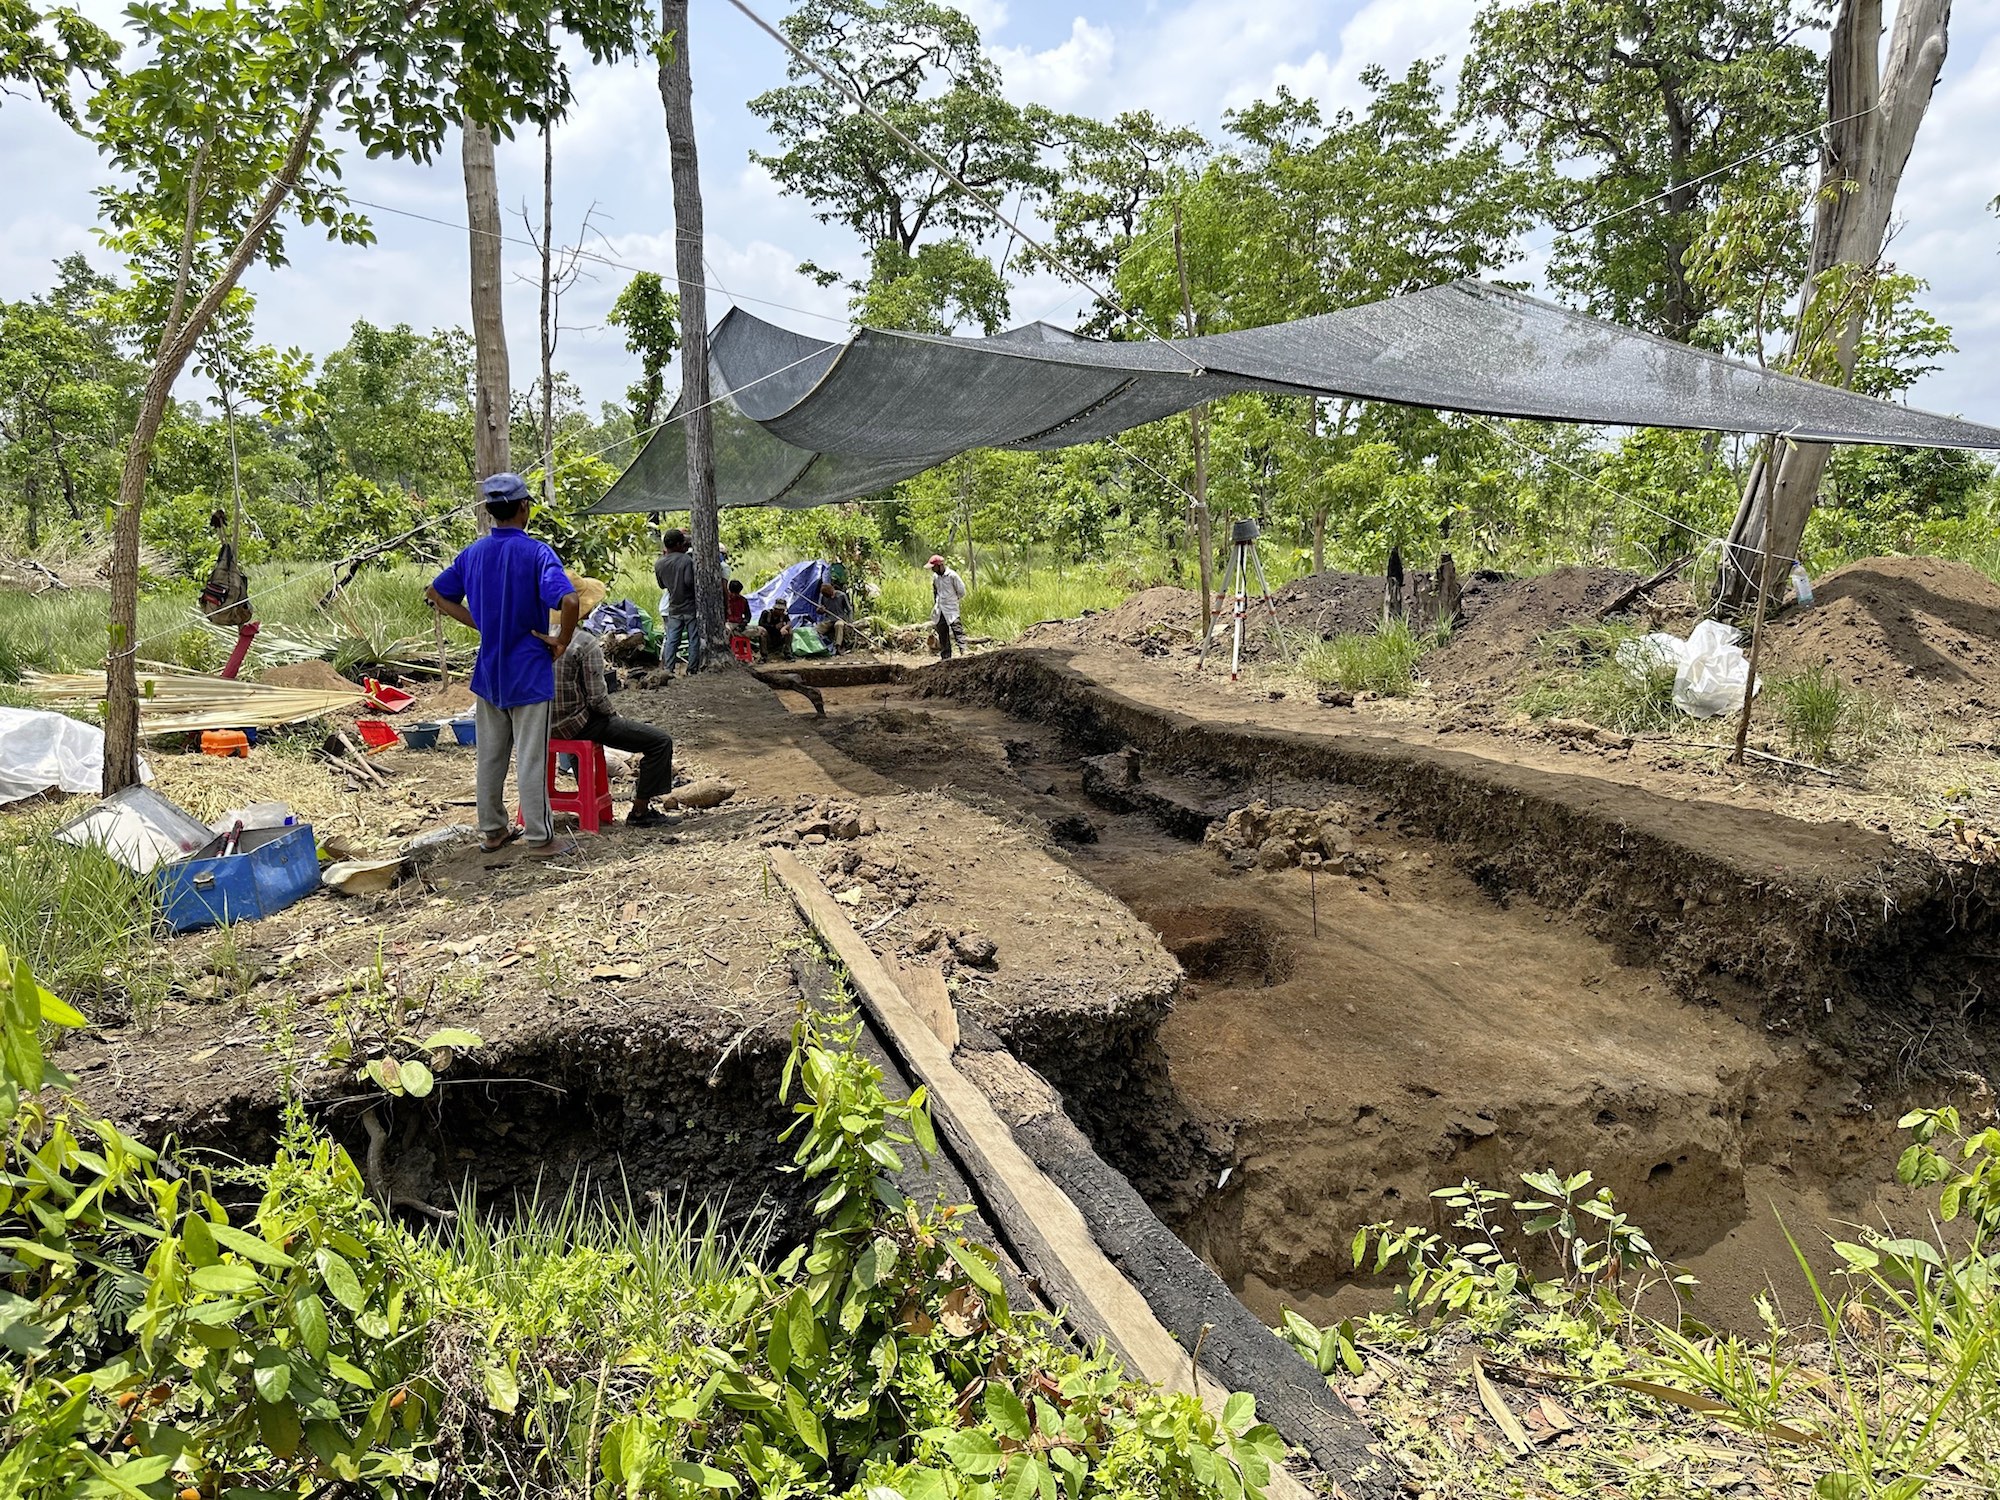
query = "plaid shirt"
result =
(551, 627, 610, 738)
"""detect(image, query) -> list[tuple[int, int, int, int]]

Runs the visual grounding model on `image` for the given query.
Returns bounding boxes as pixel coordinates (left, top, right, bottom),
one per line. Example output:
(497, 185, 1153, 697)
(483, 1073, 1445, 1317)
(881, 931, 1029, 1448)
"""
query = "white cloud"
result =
(990, 18, 1116, 108)
(1230, 0, 1478, 114)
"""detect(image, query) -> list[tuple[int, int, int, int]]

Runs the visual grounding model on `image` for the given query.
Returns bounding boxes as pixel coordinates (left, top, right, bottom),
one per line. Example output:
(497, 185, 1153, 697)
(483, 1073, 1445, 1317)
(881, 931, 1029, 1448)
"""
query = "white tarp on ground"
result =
(1619, 620, 1760, 718)
(0, 707, 149, 805)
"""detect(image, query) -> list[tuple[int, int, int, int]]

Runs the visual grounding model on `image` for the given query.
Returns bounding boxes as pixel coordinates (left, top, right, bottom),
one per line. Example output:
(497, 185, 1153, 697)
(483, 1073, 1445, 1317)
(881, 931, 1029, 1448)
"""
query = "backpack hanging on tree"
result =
(199, 539, 252, 628)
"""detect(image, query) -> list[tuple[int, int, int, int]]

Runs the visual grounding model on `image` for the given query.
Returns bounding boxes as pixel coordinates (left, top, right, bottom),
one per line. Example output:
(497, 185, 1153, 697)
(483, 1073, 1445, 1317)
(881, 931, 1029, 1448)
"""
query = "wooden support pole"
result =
(1732, 437, 1782, 766)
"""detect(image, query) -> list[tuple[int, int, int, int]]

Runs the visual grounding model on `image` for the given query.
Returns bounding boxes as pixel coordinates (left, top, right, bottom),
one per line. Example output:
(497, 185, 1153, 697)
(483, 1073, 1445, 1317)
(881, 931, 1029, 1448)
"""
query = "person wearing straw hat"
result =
(552, 576, 678, 829)
(927, 554, 967, 659)
(426, 473, 579, 857)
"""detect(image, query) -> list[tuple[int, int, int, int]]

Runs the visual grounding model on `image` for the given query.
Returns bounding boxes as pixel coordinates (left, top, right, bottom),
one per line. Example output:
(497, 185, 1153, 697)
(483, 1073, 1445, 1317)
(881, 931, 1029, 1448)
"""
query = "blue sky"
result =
(3, 0, 1997, 422)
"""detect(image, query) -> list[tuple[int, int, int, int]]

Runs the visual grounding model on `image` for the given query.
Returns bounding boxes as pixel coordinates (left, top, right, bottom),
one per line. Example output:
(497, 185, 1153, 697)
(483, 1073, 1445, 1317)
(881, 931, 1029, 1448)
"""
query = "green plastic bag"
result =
(791, 623, 828, 656)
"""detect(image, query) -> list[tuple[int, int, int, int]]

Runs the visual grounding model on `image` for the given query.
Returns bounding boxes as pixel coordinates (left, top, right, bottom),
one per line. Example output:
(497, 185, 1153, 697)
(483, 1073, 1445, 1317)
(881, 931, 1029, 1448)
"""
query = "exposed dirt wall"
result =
(914, 651, 2000, 1071)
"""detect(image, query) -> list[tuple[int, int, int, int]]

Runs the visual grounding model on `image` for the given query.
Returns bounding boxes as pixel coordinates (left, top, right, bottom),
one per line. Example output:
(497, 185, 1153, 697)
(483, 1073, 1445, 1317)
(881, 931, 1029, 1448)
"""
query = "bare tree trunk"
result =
(1718, 0, 1952, 610)
(658, 0, 726, 663)
(1311, 510, 1327, 573)
(538, 124, 557, 509)
(462, 121, 510, 535)
(104, 104, 331, 792)
(1173, 204, 1213, 642)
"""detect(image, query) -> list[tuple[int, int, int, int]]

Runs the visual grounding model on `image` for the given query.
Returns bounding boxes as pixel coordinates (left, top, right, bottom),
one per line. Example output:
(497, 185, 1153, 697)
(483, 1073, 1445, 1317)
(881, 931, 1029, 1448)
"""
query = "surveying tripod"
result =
(1198, 518, 1289, 680)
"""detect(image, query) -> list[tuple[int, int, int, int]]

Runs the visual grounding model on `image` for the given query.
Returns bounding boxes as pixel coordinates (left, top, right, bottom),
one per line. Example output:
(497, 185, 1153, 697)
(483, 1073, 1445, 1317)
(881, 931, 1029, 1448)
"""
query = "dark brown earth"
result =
(1763, 555, 2000, 715)
(1422, 565, 1639, 690)
(784, 664, 1973, 1328)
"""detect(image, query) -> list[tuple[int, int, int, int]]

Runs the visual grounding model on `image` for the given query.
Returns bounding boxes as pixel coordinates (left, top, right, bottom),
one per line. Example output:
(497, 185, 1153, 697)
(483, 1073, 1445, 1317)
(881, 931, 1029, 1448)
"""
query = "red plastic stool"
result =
(544, 739, 615, 833)
(728, 634, 756, 664)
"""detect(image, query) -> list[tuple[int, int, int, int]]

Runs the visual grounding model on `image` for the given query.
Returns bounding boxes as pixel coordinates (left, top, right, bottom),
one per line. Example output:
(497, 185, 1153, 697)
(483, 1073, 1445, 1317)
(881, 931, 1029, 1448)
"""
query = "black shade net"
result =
(588, 279, 2000, 515)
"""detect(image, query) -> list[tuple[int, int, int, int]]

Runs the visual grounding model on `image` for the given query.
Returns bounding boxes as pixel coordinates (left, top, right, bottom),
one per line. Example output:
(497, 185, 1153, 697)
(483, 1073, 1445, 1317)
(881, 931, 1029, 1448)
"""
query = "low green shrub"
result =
(1769, 666, 1890, 763)
(1296, 619, 1425, 696)
(2, 962, 1289, 1498)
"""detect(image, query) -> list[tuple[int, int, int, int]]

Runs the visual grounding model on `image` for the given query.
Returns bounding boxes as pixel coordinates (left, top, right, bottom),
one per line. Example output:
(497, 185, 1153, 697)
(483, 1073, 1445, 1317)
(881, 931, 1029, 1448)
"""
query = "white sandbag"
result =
(0, 707, 149, 806)
(1672, 619, 1758, 718)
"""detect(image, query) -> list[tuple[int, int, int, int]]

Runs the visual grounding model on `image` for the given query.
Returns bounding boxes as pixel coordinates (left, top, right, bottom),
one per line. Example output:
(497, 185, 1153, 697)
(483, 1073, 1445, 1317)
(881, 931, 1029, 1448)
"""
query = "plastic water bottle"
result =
(1790, 564, 1815, 607)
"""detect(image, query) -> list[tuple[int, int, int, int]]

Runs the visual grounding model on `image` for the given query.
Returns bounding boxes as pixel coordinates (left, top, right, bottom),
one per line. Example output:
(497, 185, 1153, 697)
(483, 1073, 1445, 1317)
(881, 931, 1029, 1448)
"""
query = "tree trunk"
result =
(104, 101, 332, 793)
(1172, 204, 1213, 641)
(462, 121, 511, 535)
(538, 123, 557, 510)
(1717, 0, 1951, 610)
(658, 0, 727, 662)
(1311, 509, 1327, 573)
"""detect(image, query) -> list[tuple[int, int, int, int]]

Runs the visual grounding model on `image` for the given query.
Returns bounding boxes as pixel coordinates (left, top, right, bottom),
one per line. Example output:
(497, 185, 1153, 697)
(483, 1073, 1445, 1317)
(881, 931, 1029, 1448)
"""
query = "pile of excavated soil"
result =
(258, 659, 356, 694)
(1423, 566, 1639, 691)
(1765, 556, 2000, 714)
(1021, 586, 1201, 653)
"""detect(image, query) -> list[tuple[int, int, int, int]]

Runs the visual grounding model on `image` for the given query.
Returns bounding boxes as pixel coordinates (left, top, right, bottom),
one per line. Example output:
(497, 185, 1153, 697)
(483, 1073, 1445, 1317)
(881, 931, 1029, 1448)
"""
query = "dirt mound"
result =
(1021, 586, 1200, 654)
(1424, 566, 1639, 690)
(258, 659, 355, 694)
(1765, 556, 2000, 714)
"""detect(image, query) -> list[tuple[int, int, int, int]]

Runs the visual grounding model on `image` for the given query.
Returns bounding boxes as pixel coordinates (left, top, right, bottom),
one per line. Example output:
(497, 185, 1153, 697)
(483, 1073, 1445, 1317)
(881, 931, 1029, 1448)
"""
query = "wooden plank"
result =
(887, 957, 959, 1051)
(958, 1040, 1386, 1491)
(768, 851, 1326, 1500)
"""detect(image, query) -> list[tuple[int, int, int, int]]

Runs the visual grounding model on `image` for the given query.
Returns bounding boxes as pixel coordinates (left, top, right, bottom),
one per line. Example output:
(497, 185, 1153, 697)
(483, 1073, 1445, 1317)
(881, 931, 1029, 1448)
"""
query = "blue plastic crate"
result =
(160, 822, 319, 933)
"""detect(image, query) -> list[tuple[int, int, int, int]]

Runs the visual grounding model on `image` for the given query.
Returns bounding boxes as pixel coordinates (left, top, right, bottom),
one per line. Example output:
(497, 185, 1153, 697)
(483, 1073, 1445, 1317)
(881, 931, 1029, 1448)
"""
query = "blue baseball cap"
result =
(480, 472, 532, 504)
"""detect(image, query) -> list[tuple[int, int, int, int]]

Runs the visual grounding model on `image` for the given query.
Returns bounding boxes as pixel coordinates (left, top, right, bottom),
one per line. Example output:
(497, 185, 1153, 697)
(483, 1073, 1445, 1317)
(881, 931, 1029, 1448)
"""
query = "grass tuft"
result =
(1297, 618, 1426, 696)
(0, 828, 167, 1023)
(1518, 622, 1679, 734)
(1771, 666, 1890, 763)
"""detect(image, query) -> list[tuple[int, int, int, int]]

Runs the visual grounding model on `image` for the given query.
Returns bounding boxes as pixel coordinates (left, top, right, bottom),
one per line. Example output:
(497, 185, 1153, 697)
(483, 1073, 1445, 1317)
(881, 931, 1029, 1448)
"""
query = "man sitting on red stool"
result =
(551, 577, 678, 828)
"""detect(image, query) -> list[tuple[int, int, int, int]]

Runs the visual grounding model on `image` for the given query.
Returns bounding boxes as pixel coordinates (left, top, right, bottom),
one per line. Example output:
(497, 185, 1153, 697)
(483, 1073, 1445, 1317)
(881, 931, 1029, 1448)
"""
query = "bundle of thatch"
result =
(24, 666, 362, 736)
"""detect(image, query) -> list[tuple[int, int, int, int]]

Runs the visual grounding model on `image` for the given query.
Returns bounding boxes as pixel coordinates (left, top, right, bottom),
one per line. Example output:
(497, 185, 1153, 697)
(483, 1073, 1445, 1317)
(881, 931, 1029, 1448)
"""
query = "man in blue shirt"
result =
(427, 473, 579, 856)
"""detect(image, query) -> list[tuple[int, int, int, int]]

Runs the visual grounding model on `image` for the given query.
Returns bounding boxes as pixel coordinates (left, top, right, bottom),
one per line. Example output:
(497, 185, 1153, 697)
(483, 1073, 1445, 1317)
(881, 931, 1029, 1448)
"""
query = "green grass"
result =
(1295, 618, 1427, 696)
(1518, 621, 1680, 734)
(1771, 666, 1892, 763)
(874, 553, 1140, 641)
(0, 821, 168, 1023)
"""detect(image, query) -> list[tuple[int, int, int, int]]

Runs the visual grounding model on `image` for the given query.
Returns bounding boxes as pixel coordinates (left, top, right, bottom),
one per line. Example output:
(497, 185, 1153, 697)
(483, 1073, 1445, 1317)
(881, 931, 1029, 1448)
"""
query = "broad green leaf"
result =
(669, 1460, 742, 1492)
(948, 1240, 1002, 1297)
(295, 1290, 330, 1360)
(400, 1059, 435, 1098)
(785, 1383, 826, 1461)
(483, 1361, 518, 1414)
(253, 1344, 292, 1402)
(318, 1249, 365, 1312)
(944, 1429, 1004, 1476)
(181, 1213, 219, 1268)
(985, 1384, 1030, 1440)
(1222, 1390, 1256, 1436)
(189, 1262, 262, 1294)
(855, 1235, 900, 1289)
(326, 1353, 375, 1390)
(420, 1027, 482, 1050)
(211, 1222, 293, 1267)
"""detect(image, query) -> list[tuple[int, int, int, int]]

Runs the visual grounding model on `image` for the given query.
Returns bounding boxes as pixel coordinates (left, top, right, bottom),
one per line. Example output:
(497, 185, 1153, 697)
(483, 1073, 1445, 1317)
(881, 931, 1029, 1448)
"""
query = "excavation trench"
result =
(781, 657, 1995, 1330)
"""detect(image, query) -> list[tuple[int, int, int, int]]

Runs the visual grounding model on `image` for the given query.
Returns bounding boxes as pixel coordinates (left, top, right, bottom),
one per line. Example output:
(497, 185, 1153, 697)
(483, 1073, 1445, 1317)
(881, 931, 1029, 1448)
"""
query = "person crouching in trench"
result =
(551, 576, 679, 829)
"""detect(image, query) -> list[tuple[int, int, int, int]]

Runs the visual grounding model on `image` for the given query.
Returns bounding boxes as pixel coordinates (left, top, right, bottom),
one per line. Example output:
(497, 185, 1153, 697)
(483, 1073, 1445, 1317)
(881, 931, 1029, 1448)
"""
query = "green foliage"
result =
(1771, 667, 1889, 764)
(854, 237, 1010, 335)
(1518, 622, 1680, 734)
(606, 272, 680, 431)
(0, 0, 120, 125)
(1296, 618, 1426, 697)
(1638, 1110, 2000, 1498)
(750, 0, 1057, 332)
(0, 829, 167, 1025)
(1462, 0, 1822, 343)
(2, 938, 1285, 1499)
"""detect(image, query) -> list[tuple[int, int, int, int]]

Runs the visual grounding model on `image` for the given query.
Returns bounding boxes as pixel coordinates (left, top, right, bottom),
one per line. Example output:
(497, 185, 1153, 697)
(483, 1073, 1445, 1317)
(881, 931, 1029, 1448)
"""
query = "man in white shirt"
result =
(927, 554, 967, 659)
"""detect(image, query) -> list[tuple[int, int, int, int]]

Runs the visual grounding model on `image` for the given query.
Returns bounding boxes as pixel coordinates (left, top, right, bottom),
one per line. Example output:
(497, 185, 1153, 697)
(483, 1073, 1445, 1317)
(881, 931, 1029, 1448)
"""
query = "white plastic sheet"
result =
(0, 707, 149, 806)
(1615, 621, 1759, 719)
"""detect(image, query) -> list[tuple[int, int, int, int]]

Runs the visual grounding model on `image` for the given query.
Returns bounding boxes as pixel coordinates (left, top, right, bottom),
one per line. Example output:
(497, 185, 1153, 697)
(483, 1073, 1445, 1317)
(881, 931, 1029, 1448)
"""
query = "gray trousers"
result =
(474, 696, 552, 843)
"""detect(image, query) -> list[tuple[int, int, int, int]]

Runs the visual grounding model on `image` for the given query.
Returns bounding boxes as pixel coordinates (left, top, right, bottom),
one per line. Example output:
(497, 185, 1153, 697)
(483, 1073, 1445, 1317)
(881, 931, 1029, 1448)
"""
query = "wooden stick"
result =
(1732, 438, 1782, 766)
(765, 852, 1325, 1500)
